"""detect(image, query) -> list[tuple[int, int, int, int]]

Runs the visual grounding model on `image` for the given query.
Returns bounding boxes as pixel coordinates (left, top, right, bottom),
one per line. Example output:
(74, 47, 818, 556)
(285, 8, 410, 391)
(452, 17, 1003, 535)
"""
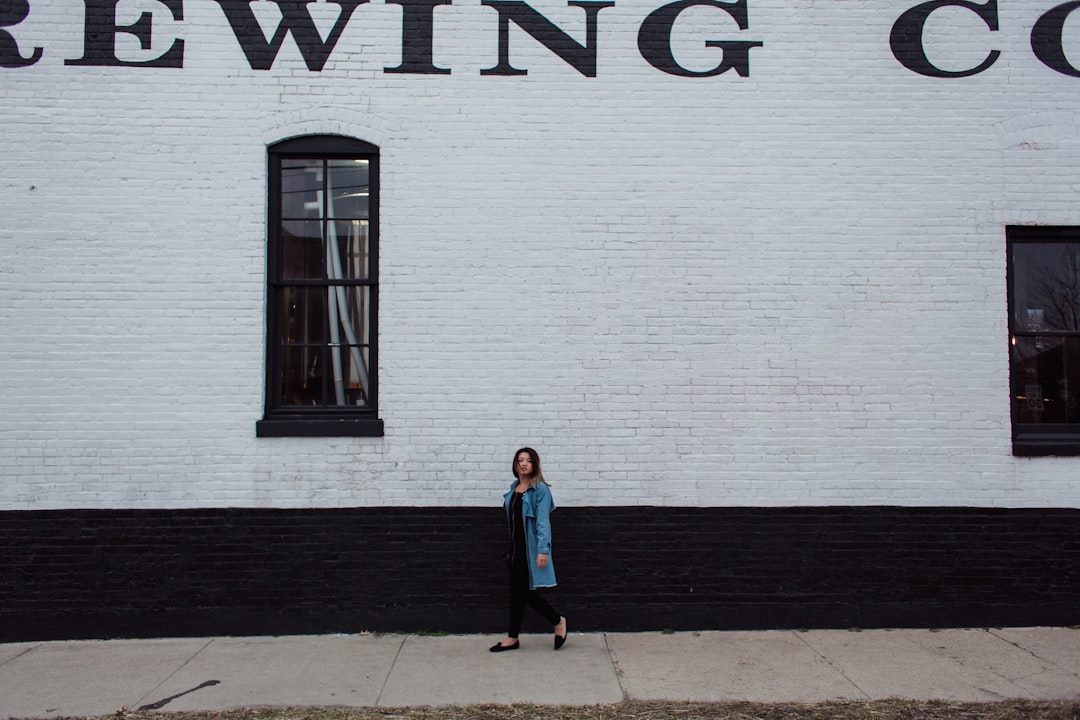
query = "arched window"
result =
(257, 135, 382, 437)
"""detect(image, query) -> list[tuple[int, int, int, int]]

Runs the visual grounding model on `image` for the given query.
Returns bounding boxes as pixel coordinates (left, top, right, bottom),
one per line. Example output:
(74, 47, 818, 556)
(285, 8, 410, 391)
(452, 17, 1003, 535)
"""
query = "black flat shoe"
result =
(490, 641, 519, 653)
(554, 617, 567, 650)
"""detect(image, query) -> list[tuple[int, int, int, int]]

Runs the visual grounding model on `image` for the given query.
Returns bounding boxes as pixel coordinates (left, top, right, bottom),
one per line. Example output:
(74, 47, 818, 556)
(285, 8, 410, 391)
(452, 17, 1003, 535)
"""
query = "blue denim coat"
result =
(503, 480, 557, 589)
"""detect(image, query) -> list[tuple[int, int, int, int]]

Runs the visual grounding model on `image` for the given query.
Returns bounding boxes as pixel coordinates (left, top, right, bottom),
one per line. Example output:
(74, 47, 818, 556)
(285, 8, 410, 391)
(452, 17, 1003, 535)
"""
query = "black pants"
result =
(508, 559, 561, 638)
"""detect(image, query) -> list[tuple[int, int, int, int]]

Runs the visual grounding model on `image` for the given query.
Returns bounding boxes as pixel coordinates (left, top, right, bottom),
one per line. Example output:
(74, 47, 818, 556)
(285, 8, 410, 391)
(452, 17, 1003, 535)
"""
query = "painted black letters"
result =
(0, 0, 42, 67)
(890, 0, 1000, 78)
(481, 0, 614, 77)
(385, 0, 452, 74)
(1032, 1, 1080, 77)
(637, 0, 762, 78)
(65, 0, 184, 67)
(7, 0, 1079, 79)
(215, 0, 366, 71)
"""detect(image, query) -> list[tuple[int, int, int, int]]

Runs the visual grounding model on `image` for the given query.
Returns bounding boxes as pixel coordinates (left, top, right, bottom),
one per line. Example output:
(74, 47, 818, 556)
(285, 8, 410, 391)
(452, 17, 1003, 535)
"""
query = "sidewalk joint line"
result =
(791, 630, 872, 700)
(987, 628, 1080, 682)
(602, 633, 629, 702)
(0, 643, 42, 671)
(374, 635, 407, 706)
(133, 638, 217, 710)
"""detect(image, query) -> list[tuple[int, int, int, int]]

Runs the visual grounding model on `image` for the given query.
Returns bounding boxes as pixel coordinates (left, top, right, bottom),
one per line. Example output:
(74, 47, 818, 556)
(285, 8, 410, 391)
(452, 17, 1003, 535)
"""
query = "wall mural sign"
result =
(1, 0, 1078, 77)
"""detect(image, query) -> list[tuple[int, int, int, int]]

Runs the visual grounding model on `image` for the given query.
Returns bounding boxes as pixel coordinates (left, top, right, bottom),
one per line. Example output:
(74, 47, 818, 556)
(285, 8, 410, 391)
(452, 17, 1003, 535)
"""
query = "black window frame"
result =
(257, 135, 384, 438)
(1006, 225, 1080, 456)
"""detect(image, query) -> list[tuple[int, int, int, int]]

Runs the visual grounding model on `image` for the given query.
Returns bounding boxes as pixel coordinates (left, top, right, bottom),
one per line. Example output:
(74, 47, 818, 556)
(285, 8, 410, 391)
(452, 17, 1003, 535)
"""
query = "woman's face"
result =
(516, 452, 534, 478)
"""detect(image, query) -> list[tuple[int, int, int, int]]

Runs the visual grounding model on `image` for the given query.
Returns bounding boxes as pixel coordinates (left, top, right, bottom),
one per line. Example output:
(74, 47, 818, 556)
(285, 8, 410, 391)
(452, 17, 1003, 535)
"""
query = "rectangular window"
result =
(257, 136, 383, 437)
(1007, 226, 1080, 455)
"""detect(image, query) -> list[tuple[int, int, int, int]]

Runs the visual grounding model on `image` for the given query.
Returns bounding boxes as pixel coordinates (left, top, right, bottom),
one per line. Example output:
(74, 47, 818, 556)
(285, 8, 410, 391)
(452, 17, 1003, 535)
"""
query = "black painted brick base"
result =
(2, 506, 1078, 642)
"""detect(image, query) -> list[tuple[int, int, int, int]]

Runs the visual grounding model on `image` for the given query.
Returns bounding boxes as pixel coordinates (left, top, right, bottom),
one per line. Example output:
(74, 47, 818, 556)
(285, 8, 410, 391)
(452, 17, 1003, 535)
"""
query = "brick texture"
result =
(2, 1, 1080, 509)
(1, 506, 1077, 642)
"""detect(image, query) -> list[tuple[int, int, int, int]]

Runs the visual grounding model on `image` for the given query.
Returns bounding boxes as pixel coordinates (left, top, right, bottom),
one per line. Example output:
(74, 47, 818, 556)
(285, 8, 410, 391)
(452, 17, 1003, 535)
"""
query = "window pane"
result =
(328, 220, 369, 280)
(327, 160, 369, 219)
(326, 345, 370, 407)
(281, 220, 324, 280)
(281, 160, 323, 219)
(1011, 336, 1080, 424)
(282, 346, 324, 407)
(334, 285, 370, 343)
(1011, 243, 1080, 332)
(281, 287, 325, 345)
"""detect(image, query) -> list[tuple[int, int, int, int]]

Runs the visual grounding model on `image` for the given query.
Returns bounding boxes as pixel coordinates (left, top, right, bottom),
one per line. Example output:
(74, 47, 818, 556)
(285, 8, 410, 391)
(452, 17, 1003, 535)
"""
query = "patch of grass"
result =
(49, 700, 1078, 720)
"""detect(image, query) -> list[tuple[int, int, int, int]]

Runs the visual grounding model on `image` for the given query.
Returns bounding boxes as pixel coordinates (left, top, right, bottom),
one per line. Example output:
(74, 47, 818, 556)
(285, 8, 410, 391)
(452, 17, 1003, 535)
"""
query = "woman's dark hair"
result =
(512, 447, 549, 486)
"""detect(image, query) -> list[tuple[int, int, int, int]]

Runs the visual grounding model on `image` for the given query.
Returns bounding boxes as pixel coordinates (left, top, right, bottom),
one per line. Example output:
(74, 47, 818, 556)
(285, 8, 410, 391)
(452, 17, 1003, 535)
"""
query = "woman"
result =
(490, 447, 568, 652)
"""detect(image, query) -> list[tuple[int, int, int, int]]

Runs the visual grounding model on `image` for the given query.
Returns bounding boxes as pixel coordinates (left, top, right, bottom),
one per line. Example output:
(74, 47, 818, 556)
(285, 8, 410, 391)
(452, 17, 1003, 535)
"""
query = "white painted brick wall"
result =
(2, 0, 1079, 509)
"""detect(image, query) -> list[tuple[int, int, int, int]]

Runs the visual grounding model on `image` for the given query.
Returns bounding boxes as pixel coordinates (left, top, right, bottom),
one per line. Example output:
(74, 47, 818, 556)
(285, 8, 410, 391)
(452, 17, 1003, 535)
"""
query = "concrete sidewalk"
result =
(1, 628, 1078, 718)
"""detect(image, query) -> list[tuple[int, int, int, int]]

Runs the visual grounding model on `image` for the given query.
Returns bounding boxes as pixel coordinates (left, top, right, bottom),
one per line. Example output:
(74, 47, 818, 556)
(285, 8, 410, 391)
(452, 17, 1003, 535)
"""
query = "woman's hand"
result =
(536, 553, 549, 569)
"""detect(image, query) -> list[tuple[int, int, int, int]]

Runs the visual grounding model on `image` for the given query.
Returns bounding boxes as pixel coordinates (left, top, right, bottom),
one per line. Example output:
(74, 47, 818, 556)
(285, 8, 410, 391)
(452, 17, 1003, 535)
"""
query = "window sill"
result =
(256, 416, 385, 437)
(1012, 434, 1080, 457)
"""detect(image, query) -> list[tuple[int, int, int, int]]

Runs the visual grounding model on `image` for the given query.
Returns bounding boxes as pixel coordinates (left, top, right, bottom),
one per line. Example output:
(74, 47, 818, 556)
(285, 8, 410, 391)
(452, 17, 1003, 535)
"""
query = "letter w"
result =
(216, 0, 366, 70)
